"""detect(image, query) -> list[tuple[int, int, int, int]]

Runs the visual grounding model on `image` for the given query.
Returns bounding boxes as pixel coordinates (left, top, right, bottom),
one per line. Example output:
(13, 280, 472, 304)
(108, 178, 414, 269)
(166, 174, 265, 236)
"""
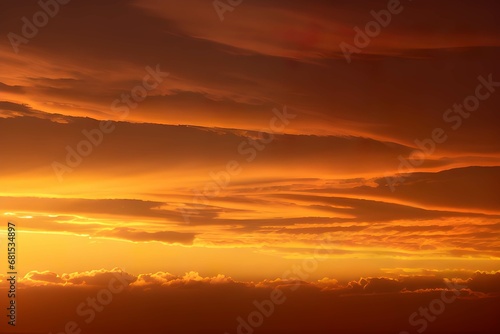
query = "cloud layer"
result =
(2, 268, 500, 334)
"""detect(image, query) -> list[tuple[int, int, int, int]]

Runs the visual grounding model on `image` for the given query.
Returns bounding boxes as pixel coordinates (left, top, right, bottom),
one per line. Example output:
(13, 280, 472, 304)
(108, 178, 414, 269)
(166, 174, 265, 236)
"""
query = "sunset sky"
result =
(1, 0, 500, 333)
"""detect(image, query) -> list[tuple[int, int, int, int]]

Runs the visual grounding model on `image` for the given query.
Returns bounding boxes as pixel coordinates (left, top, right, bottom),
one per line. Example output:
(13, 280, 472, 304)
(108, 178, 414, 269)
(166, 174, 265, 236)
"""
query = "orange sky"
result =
(1, 0, 500, 333)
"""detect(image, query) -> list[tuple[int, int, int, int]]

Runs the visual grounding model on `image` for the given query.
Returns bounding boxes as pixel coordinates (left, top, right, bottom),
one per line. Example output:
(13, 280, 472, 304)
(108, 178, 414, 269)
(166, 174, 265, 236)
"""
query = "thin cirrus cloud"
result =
(1, 0, 500, 151)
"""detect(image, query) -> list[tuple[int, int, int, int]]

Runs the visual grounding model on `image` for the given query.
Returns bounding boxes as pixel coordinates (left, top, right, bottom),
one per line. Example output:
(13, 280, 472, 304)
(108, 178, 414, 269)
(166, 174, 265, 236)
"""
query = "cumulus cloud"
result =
(21, 270, 65, 286)
(131, 271, 236, 287)
(5, 268, 500, 334)
(10, 268, 500, 297)
(467, 271, 500, 293)
(14, 268, 135, 287)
